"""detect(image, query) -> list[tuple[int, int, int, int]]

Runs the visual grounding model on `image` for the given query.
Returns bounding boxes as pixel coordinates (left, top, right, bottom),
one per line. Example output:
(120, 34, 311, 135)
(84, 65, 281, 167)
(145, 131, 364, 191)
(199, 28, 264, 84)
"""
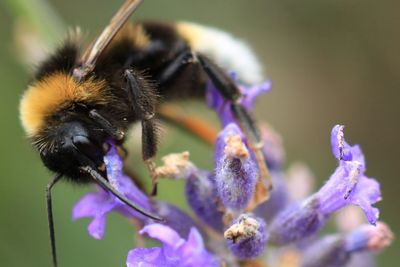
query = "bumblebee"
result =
(19, 0, 268, 266)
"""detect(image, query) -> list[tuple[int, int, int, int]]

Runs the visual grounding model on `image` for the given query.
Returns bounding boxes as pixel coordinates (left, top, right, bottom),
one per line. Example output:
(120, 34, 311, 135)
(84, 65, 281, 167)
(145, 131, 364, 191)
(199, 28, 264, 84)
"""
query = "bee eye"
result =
(72, 135, 90, 146)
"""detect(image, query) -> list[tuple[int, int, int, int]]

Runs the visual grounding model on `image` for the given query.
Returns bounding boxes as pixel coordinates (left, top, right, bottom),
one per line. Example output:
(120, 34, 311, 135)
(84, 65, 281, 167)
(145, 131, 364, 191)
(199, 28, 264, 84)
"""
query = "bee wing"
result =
(73, 0, 143, 80)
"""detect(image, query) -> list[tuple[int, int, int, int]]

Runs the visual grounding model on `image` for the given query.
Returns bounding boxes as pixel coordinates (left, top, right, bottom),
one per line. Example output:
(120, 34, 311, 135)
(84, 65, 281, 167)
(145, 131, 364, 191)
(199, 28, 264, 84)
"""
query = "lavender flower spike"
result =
(269, 125, 381, 245)
(215, 123, 258, 210)
(225, 214, 268, 259)
(127, 224, 219, 267)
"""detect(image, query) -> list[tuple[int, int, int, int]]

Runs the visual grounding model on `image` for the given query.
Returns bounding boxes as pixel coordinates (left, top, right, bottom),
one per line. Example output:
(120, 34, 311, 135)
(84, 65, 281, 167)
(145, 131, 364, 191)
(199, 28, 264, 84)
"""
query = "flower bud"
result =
(269, 196, 323, 245)
(215, 124, 258, 211)
(225, 214, 268, 259)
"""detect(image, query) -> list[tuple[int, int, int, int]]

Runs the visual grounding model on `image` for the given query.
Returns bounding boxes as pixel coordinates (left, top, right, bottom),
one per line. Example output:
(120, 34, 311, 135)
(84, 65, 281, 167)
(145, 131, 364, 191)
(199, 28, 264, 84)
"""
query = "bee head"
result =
(37, 119, 109, 183)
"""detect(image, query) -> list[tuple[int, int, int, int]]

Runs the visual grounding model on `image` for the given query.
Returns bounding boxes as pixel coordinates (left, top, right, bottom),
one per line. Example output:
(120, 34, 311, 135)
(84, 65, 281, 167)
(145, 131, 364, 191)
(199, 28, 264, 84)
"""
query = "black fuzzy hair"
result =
(34, 41, 79, 81)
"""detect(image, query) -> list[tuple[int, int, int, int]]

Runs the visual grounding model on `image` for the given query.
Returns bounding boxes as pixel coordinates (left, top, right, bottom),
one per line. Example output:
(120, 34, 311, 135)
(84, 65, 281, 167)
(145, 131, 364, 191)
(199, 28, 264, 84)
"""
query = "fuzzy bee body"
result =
(97, 21, 263, 97)
(20, 21, 262, 183)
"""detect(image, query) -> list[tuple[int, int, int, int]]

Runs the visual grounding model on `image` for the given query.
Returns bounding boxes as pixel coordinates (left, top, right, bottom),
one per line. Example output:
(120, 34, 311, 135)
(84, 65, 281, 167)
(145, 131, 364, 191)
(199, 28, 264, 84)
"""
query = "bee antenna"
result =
(46, 173, 63, 267)
(79, 165, 163, 222)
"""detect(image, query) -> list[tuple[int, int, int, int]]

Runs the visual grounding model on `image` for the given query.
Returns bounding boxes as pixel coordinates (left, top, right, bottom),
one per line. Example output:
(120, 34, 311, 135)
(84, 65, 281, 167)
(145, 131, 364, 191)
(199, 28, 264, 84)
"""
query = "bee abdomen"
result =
(175, 21, 264, 85)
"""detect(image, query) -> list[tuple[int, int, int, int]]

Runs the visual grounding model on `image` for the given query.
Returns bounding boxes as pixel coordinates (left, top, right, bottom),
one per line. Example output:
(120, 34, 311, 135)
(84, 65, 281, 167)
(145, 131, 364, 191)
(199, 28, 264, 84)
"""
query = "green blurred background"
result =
(1, 0, 399, 266)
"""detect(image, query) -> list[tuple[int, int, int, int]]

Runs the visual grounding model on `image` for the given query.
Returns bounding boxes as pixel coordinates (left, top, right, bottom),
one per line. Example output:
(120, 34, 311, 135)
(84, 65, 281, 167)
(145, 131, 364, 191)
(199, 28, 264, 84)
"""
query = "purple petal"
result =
(331, 125, 346, 161)
(182, 228, 204, 254)
(317, 162, 362, 214)
(186, 228, 204, 252)
(72, 142, 156, 239)
(140, 224, 184, 249)
(127, 248, 168, 267)
(318, 161, 381, 224)
(240, 80, 272, 111)
(178, 228, 219, 267)
(72, 192, 110, 219)
(88, 215, 107, 240)
(105, 145, 151, 211)
(206, 72, 271, 127)
(72, 192, 116, 239)
(347, 144, 365, 169)
(318, 126, 381, 224)
(347, 176, 381, 224)
(128, 224, 219, 267)
(331, 125, 366, 169)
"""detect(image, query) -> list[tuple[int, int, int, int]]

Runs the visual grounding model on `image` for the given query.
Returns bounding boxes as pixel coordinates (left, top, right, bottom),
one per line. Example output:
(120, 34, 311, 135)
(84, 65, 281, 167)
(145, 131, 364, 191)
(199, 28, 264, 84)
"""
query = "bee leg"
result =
(156, 50, 263, 153)
(88, 109, 125, 140)
(196, 54, 272, 194)
(142, 119, 159, 196)
(124, 69, 160, 196)
(46, 173, 62, 267)
(157, 50, 193, 84)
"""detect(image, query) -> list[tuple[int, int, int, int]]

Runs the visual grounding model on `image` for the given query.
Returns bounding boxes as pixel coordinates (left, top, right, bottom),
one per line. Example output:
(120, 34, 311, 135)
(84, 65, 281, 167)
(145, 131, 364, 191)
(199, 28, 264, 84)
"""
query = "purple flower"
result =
(206, 73, 271, 127)
(318, 125, 381, 224)
(224, 214, 268, 259)
(127, 224, 219, 267)
(269, 125, 381, 245)
(214, 123, 258, 210)
(72, 144, 153, 239)
(72, 144, 196, 239)
(300, 222, 393, 267)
